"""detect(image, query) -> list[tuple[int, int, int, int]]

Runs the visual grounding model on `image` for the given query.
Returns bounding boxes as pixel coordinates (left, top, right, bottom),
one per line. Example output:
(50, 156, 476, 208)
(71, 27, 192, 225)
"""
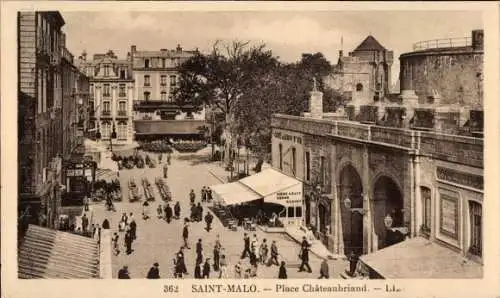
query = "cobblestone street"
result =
(91, 150, 347, 279)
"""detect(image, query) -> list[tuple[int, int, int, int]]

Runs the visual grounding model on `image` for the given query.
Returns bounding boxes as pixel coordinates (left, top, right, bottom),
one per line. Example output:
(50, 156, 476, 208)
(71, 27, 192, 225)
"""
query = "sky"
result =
(61, 10, 483, 86)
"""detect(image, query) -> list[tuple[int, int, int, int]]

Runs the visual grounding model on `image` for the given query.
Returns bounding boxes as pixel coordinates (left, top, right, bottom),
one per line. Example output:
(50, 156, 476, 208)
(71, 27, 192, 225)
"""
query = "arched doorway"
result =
(338, 164, 364, 255)
(372, 176, 405, 249)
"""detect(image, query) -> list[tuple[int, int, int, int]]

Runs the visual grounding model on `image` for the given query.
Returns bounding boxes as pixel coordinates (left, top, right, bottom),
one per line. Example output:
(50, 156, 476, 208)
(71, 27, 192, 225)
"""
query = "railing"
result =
(117, 110, 127, 117)
(101, 110, 111, 116)
(413, 36, 472, 51)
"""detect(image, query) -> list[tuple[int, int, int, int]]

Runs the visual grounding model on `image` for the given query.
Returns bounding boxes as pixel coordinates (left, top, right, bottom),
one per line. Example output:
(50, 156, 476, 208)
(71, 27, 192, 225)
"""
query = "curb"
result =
(285, 231, 345, 261)
(208, 170, 227, 183)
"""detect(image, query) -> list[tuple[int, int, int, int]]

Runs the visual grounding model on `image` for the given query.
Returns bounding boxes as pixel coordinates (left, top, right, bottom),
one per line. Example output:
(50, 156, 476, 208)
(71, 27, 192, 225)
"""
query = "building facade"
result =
(18, 11, 89, 229)
(78, 50, 135, 144)
(271, 31, 483, 277)
(130, 45, 206, 141)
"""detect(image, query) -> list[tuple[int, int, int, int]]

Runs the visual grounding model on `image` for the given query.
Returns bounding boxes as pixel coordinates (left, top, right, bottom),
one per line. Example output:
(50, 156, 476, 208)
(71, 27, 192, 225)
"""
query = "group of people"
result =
(238, 233, 280, 278)
(200, 186, 213, 202)
(156, 201, 181, 222)
(113, 212, 138, 255)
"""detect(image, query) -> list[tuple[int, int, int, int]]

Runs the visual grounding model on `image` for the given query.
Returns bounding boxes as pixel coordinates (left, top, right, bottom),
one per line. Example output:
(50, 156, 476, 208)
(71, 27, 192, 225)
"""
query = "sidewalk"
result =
(207, 159, 272, 185)
(285, 225, 345, 261)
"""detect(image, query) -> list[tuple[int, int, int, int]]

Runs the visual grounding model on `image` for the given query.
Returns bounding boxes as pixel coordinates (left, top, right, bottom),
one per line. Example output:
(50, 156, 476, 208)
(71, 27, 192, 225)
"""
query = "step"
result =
(22, 238, 98, 261)
(18, 259, 94, 279)
(20, 243, 98, 268)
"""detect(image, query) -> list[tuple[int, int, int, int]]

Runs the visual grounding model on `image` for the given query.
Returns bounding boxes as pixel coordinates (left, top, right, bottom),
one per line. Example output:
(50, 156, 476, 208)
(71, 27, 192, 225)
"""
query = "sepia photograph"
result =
(3, 2, 499, 296)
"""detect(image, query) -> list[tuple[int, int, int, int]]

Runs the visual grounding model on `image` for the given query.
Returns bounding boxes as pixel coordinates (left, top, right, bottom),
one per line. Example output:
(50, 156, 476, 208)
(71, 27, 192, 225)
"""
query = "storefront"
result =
(63, 156, 96, 206)
(211, 168, 304, 226)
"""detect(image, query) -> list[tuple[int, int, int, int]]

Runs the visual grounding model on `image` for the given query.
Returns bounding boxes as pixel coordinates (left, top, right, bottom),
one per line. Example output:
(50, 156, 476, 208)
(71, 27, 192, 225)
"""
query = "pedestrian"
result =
(218, 254, 227, 278)
(96, 224, 101, 243)
(147, 262, 160, 279)
(213, 235, 222, 271)
(318, 258, 330, 279)
(90, 224, 96, 238)
(167, 152, 171, 165)
(204, 212, 213, 232)
(124, 230, 133, 255)
(196, 239, 203, 265)
(157, 204, 163, 219)
(202, 258, 211, 279)
(142, 201, 150, 220)
(278, 261, 287, 279)
(182, 219, 190, 249)
(201, 186, 207, 202)
(234, 261, 242, 278)
(194, 259, 202, 279)
(259, 238, 269, 264)
(175, 247, 187, 278)
(129, 219, 137, 241)
(251, 234, 259, 256)
(129, 212, 135, 223)
(102, 218, 110, 229)
(81, 213, 89, 236)
(118, 265, 130, 279)
(112, 232, 120, 255)
(241, 233, 251, 259)
(196, 203, 203, 222)
(163, 163, 168, 179)
(83, 195, 89, 211)
(121, 213, 128, 226)
(298, 245, 312, 273)
(118, 220, 126, 232)
(189, 189, 195, 205)
(158, 153, 163, 164)
(174, 201, 181, 219)
(348, 251, 359, 277)
(268, 240, 279, 266)
(207, 187, 213, 202)
(301, 235, 309, 250)
(165, 203, 173, 223)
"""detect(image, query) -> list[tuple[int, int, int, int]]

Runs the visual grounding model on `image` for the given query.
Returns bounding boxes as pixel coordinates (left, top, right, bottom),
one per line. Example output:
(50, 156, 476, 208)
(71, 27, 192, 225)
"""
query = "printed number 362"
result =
(164, 285, 179, 293)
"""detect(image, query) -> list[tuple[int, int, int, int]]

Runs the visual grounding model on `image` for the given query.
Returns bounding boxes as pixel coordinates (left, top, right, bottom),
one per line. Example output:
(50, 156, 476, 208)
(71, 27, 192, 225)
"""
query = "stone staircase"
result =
(18, 225, 100, 279)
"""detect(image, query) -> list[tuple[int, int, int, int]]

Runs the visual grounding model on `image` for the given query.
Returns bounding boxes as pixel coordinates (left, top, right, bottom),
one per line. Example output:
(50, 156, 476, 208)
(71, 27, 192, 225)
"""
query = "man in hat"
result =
(118, 265, 130, 279)
(147, 262, 160, 279)
(204, 211, 214, 232)
(189, 189, 196, 205)
(81, 213, 89, 236)
(241, 233, 251, 259)
(174, 202, 181, 219)
(182, 219, 190, 249)
(201, 186, 207, 202)
(202, 258, 211, 279)
(165, 203, 173, 223)
(196, 203, 203, 222)
(268, 240, 279, 266)
(298, 243, 312, 273)
(348, 251, 359, 277)
(196, 239, 203, 265)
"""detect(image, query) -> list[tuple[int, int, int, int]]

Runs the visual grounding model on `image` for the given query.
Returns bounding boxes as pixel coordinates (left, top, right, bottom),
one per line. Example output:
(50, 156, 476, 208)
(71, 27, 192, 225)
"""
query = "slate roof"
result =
(353, 35, 387, 51)
(18, 225, 100, 279)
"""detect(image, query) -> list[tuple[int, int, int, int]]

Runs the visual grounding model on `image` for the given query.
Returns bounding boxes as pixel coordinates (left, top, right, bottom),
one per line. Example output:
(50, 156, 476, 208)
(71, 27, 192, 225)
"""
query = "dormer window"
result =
(145, 59, 150, 68)
(104, 65, 110, 77)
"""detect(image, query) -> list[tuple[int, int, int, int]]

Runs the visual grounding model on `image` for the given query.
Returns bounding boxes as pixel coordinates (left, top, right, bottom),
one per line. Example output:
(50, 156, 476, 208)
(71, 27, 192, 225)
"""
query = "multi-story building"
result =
(78, 50, 135, 145)
(130, 45, 206, 141)
(18, 11, 89, 229)
(271, 30, 483, 278)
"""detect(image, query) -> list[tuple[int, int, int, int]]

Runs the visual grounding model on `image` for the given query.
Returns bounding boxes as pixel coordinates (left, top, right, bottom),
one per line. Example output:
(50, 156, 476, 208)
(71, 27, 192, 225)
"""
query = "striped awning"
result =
(18, 225, 100, 279)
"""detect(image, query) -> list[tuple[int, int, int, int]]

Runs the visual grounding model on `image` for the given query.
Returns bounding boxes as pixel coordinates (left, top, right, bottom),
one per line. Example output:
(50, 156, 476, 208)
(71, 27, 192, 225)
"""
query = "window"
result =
(101, 122, 110, 138)
(90, 83, 94, 95)
(145, 59, 150, 68)
(169, 75, 177, 89)
(103, 65, 110, 77)
(144, 92, 150, 101)
(278, 143, 283, 170)
(117, 122, 128, 140)
(161, 91, 167, 101)
(296, 207, 302, 218)
(320, 156, 326, 185)
(469, 201, 482, 256)
(118, 101, 126, 116)
(102, 101, 111, 116)
(120, 70, 126, 79)
(305, 152, 311, 181)
(89, 101, 95, 116)
(161, 75, 167, 86)
(421, 187, 432, 232)
(162, 58, 166, 68)
(144, 75, 150, 86)
(287, 207, 295, 218)
(119, 84, 126, 97)
(356, 83, 363, 92)
(103, 84, 110, 97)
(291, 147, 296, 175)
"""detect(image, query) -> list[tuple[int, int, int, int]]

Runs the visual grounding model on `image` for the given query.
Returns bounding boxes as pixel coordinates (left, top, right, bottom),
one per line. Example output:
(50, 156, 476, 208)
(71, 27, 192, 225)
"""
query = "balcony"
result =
(118, 92, 127, 98)
(117, 110, 127, 117)
(101, 110, 111, 117)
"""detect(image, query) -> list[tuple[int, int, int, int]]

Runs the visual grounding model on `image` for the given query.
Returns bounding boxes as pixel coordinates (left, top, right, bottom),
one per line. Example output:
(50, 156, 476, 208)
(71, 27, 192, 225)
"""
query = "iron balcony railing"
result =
(413, 36, 472, 51)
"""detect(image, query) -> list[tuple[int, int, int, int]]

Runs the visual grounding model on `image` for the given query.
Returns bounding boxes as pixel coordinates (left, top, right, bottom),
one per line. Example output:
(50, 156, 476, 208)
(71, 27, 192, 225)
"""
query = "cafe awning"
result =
(359, 237, 483, 279)
(211, 182, 261, 205)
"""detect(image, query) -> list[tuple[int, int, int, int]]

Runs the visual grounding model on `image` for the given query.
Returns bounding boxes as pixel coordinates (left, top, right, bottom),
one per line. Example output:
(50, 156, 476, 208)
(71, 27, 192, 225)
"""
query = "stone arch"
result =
(371, 173, 405, 249)
(338, 163, 364, 255)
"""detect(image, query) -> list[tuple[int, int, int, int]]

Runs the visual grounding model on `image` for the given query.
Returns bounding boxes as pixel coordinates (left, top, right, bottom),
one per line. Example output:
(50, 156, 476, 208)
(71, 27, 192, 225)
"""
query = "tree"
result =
(175, 40, 280, 164)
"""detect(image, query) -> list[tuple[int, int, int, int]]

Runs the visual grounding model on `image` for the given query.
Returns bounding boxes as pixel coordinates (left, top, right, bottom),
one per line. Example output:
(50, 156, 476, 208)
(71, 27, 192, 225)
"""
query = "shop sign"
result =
(273, 130, 302, 144)
(439, 194, 459, 240)
(436, 167, 483, 190)
(276, 191, 302, 205)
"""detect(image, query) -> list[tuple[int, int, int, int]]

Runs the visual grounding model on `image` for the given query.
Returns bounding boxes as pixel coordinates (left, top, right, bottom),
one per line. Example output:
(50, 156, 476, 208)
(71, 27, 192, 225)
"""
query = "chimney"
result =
(131, 45, 137, 54)
(308, 77, 323, 119)
(472, 29, 484, 51)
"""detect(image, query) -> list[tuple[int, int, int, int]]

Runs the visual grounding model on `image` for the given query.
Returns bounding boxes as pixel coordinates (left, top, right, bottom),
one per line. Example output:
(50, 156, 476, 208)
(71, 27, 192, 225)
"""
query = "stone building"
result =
(18, 12, 89, 229)
(77, 50, 135, 145)
(271, 31, 483, 278)
(130, 45, 206, 141)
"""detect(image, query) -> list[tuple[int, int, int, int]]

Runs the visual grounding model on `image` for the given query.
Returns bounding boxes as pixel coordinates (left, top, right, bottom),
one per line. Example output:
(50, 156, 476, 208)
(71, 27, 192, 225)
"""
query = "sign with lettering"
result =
(436, 167, 483, 190)
(275, 191, 303, 205)
(273, 130, 303, 144)
(439, 194, 459, 240)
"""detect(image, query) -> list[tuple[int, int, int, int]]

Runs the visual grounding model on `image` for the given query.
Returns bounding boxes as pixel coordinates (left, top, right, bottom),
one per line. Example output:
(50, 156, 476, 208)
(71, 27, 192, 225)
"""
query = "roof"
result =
(359, 237, 483, 278)
(18, 225, 100, 279)
(134, 120, 205, 135)
(211, 182, 261, 205)
(134, 50, 196, 59)
(239, 168, 301, 197)
(353, 35, 386, 52)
